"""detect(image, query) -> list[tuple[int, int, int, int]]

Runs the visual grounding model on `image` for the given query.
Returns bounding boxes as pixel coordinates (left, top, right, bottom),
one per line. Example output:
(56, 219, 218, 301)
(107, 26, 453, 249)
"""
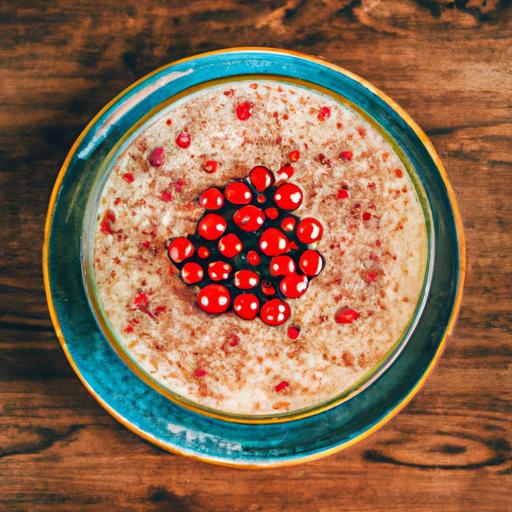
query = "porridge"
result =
(93, 80, 427, 415)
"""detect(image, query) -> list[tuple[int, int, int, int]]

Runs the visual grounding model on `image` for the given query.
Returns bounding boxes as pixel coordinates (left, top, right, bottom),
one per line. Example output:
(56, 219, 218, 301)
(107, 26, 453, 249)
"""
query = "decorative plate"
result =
(44, 48, 464, 468)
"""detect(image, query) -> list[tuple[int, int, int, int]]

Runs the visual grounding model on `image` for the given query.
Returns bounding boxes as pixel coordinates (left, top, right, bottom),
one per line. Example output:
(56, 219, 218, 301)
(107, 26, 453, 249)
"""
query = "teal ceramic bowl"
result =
(44, 48, 465, 468)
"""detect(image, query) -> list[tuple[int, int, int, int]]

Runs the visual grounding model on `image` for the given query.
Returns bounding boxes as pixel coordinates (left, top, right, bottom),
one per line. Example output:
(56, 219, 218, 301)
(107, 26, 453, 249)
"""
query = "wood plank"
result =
(0, 0, 511, 510)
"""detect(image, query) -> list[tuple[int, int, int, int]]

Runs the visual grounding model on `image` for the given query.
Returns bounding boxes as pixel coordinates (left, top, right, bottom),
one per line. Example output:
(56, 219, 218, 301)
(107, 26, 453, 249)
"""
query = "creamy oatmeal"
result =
(93, 80, 427, 415)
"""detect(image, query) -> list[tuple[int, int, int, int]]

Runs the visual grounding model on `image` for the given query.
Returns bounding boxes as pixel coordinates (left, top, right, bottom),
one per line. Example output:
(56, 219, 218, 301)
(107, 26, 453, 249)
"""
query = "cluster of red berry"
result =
(167, 165, 325, 326)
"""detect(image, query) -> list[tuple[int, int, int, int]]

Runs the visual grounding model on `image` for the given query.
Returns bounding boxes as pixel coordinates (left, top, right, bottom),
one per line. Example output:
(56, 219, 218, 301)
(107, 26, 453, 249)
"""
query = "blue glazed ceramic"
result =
(44, 48, 465, 467)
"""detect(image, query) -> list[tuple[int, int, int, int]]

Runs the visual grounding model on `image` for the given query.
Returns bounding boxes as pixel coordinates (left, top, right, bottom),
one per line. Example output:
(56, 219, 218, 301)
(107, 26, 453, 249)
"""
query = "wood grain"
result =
(0, 1, 511, 510)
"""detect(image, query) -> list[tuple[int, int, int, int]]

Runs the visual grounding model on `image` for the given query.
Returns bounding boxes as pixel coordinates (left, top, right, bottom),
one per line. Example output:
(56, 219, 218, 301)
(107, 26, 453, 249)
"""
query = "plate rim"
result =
(43, 46, 466, 468)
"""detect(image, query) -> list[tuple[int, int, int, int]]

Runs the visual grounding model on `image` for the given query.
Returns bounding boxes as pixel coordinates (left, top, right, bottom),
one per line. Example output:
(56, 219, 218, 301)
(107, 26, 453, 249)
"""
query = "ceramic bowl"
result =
(44, 48, 464, 467)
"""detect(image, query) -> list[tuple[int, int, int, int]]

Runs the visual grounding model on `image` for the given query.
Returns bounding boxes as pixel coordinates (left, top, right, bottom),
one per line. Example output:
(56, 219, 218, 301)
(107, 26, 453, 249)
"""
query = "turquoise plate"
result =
(44, 48, 465, 468)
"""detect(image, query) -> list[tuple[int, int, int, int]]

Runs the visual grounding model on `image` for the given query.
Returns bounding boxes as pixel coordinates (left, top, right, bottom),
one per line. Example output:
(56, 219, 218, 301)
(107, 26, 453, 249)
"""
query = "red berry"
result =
(317, 153, 332, 167)
(287, 326, 300, 340)
(233, 293, 260, 320)
(197, 284, 230, 314)
(277, 163, 295, 180)
(208, 261, 232, 281)
(296, 217, 324, 244)
(249, 166, 275, 191)
(233, 269, 260, 289)
(299, 250, 323, 277)
(246, 250, 261, 266)
(337, 189, 349, 200)
(104, 209, 116, 223)
(362, 211, 372, 221)
(261, 281, 276, 296)
(280, 273, 309, 299)
(259, 228, 290, 256)
(335, 307, 360, 324)
(198, 246, 210, 259)
(225, 181, 252, 204)
(235, 101, 253, 121)
(256, 194, 266, 203)
(176, 132, 191, 148)
(198, 213, 227, 240)
(122, 173, 134, 183)
(227, 334, 240, 347)
(199, 187, 224, 210)
(134, 291, 149, 308)
(288, 150, 300, 162)
(275, 380, 290, 392)
(340, 150, 353, 161)
(174, 178, 185, 193)
(318, 106, 331, 121)
(281, 216, 297, 232)
(181, 262, 204, 285)
(233, 205, 265, 232)
(154, 305, 166, 316)
(260, 298, 290, 326)
(218, 233, 243, 258)
(274, 183, 303, 210)
(168, 237, 194, 263)
(100, 220, 114, 235)
(194, 368, 207, 378)
(365, 271, 379, 283)
(265, 207, 279, 220)
(149, 147, 165, 167)
(100, 209, 116, 234)
(270, 255, 296, 276)
(203, 160, 217, 173)
(395, 168, 404, 178)
(160, 190, 173, 202)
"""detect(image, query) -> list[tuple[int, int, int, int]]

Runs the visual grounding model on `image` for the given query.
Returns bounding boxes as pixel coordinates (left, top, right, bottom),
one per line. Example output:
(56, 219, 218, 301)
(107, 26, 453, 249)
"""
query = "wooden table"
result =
(1, 1, 511, 510)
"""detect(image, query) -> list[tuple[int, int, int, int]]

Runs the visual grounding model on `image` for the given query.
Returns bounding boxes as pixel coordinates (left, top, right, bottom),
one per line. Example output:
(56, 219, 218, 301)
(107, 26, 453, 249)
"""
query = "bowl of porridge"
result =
(44, 48, 464, 466)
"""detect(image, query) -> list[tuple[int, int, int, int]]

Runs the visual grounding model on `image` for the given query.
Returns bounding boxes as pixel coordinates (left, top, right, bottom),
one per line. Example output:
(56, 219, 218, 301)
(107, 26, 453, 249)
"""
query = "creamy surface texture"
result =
(93, 80, 427, 415)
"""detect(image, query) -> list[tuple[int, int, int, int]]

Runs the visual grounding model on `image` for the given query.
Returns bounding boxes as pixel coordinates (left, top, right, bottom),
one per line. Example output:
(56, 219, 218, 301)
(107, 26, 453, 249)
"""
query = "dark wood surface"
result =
(1, 1, 511, 510)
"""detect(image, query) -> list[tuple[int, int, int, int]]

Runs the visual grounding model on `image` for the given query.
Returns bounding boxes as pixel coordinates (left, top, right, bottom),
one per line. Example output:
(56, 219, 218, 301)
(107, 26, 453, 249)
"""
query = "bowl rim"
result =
(82, 73, 434, 424)
(43, 46, 466, 468)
